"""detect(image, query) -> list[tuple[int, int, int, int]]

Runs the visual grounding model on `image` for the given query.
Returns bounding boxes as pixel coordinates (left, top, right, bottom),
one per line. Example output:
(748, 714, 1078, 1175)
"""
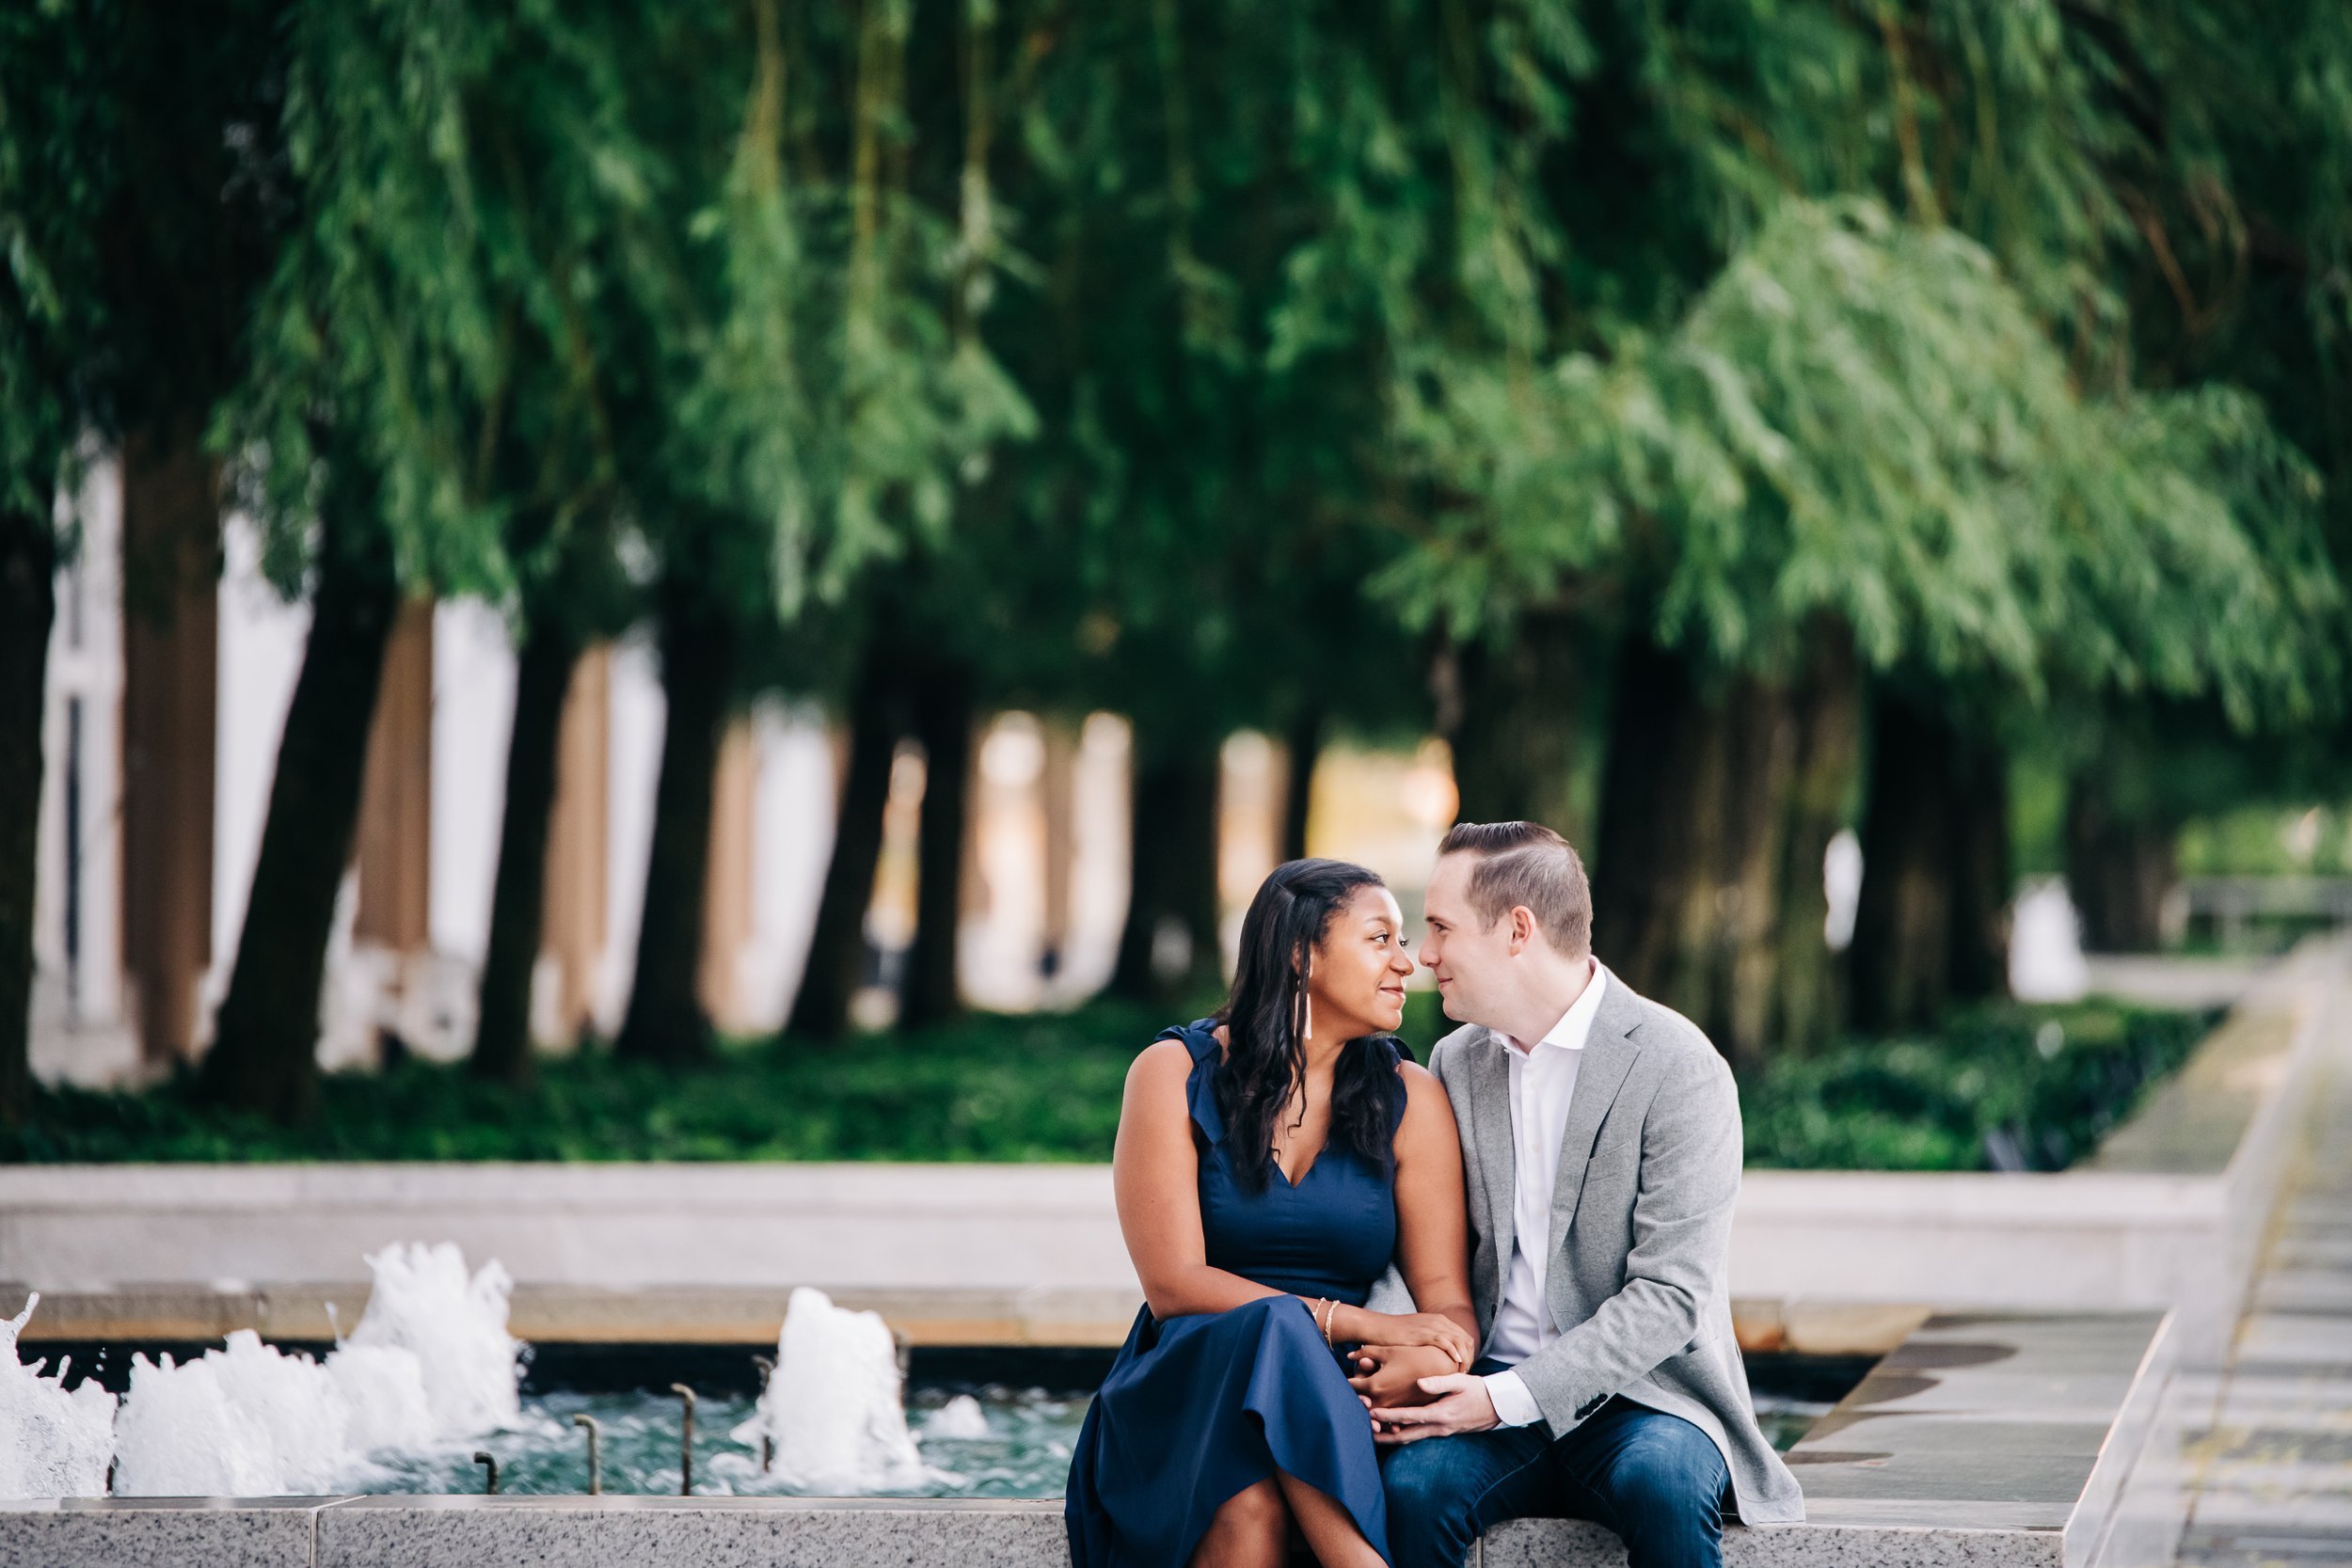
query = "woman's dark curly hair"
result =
(1211, 858, 1411, 1194)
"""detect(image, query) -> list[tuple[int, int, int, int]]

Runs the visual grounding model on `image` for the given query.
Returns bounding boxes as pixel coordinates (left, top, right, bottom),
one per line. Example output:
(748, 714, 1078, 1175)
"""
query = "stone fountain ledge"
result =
(0, 1308, 2179, 1568)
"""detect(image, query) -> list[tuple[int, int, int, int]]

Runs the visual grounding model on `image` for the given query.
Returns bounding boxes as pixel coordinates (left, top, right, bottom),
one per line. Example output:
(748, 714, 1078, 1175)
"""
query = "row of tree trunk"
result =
(8, 492, 2197, 1124)
(1448, 616, 2034, 1063)
(1584, 627, 1867, 1066)
(789, 636, 987, 1039)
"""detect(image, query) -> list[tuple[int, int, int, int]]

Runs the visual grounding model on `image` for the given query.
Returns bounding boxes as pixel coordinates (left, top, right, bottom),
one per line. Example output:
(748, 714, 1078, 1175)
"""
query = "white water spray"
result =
(108, 1243, 519, 1496)
(735, 1288, 930, 1492)
(342, 1242, 522, 1436)
(0, 1294, 118, 1498)
(922, 1395, 991, 1441)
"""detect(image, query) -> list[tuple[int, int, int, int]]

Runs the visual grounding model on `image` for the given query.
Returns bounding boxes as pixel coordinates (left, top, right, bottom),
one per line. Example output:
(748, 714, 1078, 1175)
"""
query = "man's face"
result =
(1417, 852, 1515, 1025)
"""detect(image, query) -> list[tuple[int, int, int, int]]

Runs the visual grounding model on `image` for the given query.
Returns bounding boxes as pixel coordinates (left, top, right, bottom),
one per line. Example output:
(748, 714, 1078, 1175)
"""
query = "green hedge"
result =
(6, 994, 2210, 1169)
(1739, 1000, 2213, 1171)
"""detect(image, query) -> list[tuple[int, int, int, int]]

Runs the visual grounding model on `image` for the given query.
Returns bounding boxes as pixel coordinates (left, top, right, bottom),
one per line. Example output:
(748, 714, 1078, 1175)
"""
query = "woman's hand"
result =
(1338, 1307, 1476, 1370)
(1346, 1343, 1458, 1412)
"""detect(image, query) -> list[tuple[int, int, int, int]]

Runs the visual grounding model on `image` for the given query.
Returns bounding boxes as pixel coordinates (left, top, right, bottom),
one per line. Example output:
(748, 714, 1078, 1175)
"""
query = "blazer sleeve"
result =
(1507, 1042, 1741, 1438)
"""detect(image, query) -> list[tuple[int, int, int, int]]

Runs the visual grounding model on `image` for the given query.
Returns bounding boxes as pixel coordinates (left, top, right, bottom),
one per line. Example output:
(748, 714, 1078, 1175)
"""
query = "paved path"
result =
(2175, 1006, 2352, 1566)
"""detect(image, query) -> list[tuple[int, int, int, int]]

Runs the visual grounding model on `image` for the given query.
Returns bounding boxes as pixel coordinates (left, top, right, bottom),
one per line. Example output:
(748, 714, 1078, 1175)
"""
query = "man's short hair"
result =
(1437, 820, 1593, 956)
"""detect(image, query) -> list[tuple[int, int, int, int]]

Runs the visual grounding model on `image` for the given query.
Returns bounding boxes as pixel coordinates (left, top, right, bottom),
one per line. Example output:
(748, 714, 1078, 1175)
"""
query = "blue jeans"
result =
(1380, 1363, 1730, 1568)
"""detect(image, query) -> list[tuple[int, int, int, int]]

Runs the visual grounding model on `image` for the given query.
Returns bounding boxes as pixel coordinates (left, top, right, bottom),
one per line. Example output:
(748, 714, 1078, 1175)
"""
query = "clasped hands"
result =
(1345, 1341, 1500, 1445)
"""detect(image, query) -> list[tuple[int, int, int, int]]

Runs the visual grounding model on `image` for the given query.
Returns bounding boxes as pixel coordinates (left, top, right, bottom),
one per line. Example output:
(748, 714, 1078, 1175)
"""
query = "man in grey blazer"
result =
(1358, 820, 1803, 1567)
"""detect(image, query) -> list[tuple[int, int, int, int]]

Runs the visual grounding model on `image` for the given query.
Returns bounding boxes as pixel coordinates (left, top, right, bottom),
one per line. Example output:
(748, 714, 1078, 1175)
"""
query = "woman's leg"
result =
(1189, 1478, 1289, 1568)
(1273, 1470, 1387, 1568)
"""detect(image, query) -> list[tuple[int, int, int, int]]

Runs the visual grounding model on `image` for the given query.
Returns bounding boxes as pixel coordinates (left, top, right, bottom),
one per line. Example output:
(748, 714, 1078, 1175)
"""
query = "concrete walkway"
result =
(2175, 991, 2352, 1566)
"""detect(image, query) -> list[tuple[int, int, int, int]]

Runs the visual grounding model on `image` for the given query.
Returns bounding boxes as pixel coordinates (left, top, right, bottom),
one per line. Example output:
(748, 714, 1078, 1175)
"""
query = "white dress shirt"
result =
(1483, 960, 1607, 1428)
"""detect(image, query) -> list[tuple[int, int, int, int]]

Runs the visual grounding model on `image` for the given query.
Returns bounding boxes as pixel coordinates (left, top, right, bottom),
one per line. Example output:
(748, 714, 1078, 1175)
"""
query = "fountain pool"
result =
(236, 1380, 1832, 1498)
(361, 1384, 1089, 1497)
(7, 1245, 1848, 1501)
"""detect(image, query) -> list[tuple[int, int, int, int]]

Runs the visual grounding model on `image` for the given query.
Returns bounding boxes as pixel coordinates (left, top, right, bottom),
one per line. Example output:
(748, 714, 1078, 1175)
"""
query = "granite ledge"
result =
(1484, 1517, 2063, 1567)
(0, 1497, 344, 1568)
(0, 1497, 2079, 1568)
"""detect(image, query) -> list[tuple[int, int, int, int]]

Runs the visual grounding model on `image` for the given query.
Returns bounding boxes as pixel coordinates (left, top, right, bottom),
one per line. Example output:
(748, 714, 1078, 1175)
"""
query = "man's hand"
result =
(1347, 1344, 1456, 1413)
(1370, 1372, 1500, 1444)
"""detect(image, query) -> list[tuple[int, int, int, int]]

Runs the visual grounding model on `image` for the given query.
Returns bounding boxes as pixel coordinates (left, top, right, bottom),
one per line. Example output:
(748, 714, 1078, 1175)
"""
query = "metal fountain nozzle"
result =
(570, 1413, 603, 1495)
(670, 1383, 698, 1496)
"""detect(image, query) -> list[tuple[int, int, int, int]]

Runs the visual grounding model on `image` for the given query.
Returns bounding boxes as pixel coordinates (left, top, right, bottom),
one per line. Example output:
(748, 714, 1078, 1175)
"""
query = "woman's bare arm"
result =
(1112, 1039, 1287, 1320)
(1341, 1064, 1481, 1401)
(1350, 1063, 1477, 1342)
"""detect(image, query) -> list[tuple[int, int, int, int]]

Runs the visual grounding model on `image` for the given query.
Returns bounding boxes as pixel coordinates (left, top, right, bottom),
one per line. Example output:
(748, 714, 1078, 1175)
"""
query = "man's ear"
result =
(1507, 906, 1536, 954)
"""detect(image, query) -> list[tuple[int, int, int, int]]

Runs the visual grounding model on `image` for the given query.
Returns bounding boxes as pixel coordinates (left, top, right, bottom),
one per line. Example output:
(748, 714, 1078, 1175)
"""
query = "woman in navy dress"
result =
(1068, 859, 1479, 1568)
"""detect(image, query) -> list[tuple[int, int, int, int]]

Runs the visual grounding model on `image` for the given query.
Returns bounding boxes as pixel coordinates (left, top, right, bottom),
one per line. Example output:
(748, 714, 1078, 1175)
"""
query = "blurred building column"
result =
(1039, 718, 1077, 981)
(536, 644, 610, 1045)
(961, 719, 990, 925)
(119, 420, 218, 1067)
(354, 598, 435, 953)
(31, 455, 132, 1085)
(348, 597, 434, 1058)
(698, 715, 756, 1032)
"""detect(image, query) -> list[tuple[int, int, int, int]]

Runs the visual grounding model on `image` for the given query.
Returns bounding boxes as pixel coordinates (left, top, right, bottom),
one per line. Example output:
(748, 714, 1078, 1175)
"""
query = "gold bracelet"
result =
(1318, 1297, 1338, 1347)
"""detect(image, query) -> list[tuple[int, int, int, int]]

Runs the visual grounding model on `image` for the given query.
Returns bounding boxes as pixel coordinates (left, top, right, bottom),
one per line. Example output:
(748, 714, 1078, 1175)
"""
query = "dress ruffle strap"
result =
(1154, 1019, 1227, 1146)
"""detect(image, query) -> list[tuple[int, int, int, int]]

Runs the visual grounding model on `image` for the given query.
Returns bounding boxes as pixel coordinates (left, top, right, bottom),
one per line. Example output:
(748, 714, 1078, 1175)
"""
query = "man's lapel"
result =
(1464, 1026, 1517, 1300)
(1545, 966, 1645, 1264)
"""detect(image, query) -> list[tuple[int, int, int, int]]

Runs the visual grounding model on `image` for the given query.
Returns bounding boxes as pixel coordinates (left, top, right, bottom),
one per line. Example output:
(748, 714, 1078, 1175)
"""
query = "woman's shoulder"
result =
(1389, 1052, 1456, 1139)
(1128, 1036, 1197, 1081)
(1127, 1025, 1225, 1143)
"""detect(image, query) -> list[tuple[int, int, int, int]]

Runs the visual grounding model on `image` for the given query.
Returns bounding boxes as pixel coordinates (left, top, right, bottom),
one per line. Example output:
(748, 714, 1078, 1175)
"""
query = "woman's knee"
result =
(1208, 1477, 1289, 1537)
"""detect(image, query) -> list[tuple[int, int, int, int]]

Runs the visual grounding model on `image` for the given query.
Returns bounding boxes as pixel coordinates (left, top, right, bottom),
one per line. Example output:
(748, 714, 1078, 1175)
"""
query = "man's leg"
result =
(1379, 1423, 1556, 1568)
(1549, 1400, 1731, 1568)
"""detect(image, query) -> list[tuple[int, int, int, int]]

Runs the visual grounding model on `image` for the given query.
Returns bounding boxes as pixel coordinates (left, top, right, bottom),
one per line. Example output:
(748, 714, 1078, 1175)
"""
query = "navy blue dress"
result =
(1066, 1021, 1409, 1568)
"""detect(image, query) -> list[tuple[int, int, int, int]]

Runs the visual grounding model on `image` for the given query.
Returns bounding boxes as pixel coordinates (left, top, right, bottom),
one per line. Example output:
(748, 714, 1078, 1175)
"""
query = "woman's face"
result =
(1307, 884, 1416, 1038)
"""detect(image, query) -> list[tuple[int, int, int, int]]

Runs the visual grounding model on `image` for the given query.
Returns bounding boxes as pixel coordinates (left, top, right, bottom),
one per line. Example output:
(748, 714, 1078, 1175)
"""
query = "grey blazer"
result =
(1369, 965, 1804, 1526)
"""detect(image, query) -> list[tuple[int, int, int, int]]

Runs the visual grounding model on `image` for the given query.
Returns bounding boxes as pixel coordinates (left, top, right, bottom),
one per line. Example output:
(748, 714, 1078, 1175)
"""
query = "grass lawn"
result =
(7, 991, 2212, 1170)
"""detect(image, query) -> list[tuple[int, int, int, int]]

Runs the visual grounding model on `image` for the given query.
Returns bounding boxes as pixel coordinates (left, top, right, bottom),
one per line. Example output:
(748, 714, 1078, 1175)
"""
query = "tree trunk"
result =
(1848, 691, 1960, 1035)
(612, 594, 738, 1064)
(1280, 707, 1321, 864)
(1771, 623, 1862, 1053)
(787, 641, 904, 1040)
(1699, 676, 1798, 1065)
(469, 619, 580, 1085)
(1110, 720, 1223, 1006)
(900, 659, 976, 1030)
(1443, 611, 1582, 833)
(1947, 741, 2012, 1003)
(1590, 638, 1717, 999)
(2065, 784, 2177, 952)
(0, 510, 57, 1131)
(201, 501, 400, 1122)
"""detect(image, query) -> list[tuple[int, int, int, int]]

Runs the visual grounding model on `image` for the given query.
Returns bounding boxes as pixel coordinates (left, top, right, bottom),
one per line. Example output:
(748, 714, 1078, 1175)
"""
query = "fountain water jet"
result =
(922, 1395, 992, 1440)
(108, 1243, 521, 1496)
(0, 1294, 117, 1499)
(343, 1242, 522, 1435)
(734, 1288, 933, 1493)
